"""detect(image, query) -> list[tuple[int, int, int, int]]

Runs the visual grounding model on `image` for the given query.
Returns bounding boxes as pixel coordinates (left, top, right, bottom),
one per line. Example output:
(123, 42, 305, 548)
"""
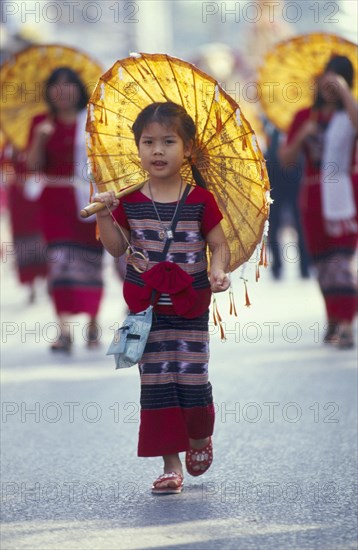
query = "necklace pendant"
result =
(158, 230, 166, 241)
(166, 229, 174, 240)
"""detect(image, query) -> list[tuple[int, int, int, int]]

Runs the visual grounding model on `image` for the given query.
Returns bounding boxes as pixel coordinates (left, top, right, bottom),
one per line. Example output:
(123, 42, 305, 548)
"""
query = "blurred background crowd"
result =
(1, 0, 357, 350)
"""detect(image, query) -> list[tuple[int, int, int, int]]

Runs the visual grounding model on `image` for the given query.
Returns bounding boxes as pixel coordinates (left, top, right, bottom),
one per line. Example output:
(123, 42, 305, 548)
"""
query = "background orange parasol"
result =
(83, 52, 270, 272)
(0, 44, 103, 151)
(257, 32, 358, 132)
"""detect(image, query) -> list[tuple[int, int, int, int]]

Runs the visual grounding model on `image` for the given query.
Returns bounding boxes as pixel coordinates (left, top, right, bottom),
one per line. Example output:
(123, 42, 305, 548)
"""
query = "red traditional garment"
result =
(27, 114, 103, 316)
(1, 148, 46, 285)
(7, 184, 47, 284)
(287, 108, 358, 323)
(113, 185, 223, 457)
(114, 186, 223, 318)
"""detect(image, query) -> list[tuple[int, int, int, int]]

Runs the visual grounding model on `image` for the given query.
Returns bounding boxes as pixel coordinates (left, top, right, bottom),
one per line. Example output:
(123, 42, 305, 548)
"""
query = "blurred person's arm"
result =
(279, 119, 317, 168)
(26, 119, 55, 171)
(323, 72, 358, 131)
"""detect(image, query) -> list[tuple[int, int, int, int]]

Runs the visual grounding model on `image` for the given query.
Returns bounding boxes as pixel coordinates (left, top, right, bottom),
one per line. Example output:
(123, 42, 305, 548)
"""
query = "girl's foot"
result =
(151, 454, 183, 493)
(337, 323, 355, 349)
(151, 472, 184, 494)
(186, 437, 213, 476)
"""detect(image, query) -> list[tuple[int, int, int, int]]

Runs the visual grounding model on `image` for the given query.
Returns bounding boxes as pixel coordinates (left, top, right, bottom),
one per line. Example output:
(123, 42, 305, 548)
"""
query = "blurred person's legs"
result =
(301, 183, 357, 348)
(291, 198, 311, 278)
(316, 253, 357, 348)
(268, 200, 283, 279)
(47, 243, 104, 352)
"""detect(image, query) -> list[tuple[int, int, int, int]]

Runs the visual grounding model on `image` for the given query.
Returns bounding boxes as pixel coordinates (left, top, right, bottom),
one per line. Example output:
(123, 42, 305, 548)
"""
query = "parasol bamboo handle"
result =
(80, 182, 145, 218)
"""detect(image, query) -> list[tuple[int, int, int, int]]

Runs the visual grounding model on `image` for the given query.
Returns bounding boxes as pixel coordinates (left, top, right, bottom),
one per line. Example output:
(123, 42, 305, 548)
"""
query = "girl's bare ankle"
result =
(163, 454, 182, 474)
(189, 437, 210, 450)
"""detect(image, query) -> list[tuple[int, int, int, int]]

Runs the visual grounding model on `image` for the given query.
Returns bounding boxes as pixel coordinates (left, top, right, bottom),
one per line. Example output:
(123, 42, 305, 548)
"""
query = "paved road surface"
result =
(1, 243, 357, 549)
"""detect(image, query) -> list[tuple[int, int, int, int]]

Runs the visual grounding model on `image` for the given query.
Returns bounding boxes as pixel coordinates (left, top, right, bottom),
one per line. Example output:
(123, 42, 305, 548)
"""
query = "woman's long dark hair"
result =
(44, 67, 89, 113)
(313, 55, 354, 110)
(132, 101, 207, 188)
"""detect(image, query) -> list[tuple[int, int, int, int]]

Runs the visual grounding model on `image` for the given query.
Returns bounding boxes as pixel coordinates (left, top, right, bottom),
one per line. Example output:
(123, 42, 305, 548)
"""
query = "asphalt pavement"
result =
(1, 228, 357, 550)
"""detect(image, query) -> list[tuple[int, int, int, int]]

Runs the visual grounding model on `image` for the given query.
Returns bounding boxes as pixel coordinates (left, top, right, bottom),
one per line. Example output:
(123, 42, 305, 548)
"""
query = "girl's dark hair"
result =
(45, 67, 89, 112)
(313, 55, 354, 109)
(132, 101, 207, 188)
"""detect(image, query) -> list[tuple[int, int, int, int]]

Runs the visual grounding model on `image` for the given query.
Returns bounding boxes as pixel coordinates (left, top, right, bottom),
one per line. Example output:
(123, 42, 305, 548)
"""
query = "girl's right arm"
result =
(94, 191, 129, 257)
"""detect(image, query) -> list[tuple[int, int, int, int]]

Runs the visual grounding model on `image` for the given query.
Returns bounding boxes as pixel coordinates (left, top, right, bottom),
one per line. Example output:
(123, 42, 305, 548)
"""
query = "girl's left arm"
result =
(206, 223, 231, 293)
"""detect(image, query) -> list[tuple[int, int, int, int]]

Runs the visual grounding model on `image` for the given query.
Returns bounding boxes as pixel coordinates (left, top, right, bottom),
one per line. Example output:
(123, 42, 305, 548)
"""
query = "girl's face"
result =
(138, 122, 192, 182)
(47, 75, 81, 112)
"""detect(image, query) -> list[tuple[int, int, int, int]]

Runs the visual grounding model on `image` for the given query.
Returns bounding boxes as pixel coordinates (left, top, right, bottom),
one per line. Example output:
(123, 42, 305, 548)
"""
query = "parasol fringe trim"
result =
(259, 239, 268, 268)
(89, 104, 95, 122)
(263, 219, 270, 237)
(212, 301, 218, 327)
(86, 132, 92, 151)
(212, 297, 226, 342)
(215, 84, 219, 102)
(229, 287, 238, 317)
(265, 191, 273, 209)
(251, 135, 259, 153)
(236, 108, 242, 126)
(241, 278, 251, 307)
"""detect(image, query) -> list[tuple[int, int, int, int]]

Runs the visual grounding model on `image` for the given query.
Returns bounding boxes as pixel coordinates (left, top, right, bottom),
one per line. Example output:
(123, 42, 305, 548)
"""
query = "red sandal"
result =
(151, 472, 184, 494)
(185, 437, 213, 477)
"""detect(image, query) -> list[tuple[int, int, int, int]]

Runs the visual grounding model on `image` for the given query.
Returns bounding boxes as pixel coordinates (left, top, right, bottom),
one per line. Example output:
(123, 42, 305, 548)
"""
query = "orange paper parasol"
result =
(0, 44, 103, 150)
(257, 32, 358, 132)
(83, 52, 270, 272)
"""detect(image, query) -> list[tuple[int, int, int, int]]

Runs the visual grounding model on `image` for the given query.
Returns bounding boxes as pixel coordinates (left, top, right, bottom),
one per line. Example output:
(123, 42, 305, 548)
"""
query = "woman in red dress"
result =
(279, 56, 358, 348)
(26, 67, 104, 352)
(1, 144, 47, 302)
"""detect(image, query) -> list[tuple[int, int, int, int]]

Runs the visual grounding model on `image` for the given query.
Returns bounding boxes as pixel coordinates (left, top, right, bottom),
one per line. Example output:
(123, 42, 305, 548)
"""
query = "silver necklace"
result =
(148, 179, 183, 241)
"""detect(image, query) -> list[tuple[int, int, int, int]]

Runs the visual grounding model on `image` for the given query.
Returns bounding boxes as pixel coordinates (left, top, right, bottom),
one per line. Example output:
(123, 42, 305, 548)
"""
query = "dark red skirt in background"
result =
(7, 185, 47, 285)
(300, 175, 358, 323)
(39, 186, 103, 317)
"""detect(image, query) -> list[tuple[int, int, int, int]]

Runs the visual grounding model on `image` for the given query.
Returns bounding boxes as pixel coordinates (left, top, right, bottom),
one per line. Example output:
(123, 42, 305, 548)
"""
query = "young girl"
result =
(94, 102, 230, 494)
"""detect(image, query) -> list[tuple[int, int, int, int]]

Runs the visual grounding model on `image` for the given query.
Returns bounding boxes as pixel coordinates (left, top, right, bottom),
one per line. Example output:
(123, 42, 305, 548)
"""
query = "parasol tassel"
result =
(255, 264, 260, 282)
(241, 278, 251, 307)
(212, 300, 218, 327)
(263, 242, 268, 267)
(212, 297, 226, 341)
(99, 105, 108, 125)
(261, 163, 265, 180)
(229, 288, 238, 317)
(259, 239, 268, 267)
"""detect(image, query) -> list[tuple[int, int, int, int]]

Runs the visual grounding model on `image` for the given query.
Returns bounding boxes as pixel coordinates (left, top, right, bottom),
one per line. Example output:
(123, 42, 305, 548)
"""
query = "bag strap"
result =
(159, 183, 191, 261)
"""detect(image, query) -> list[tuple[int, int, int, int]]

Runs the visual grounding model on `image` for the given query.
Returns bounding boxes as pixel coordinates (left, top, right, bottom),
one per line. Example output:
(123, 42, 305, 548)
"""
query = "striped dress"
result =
(114, 185, 223, 457)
